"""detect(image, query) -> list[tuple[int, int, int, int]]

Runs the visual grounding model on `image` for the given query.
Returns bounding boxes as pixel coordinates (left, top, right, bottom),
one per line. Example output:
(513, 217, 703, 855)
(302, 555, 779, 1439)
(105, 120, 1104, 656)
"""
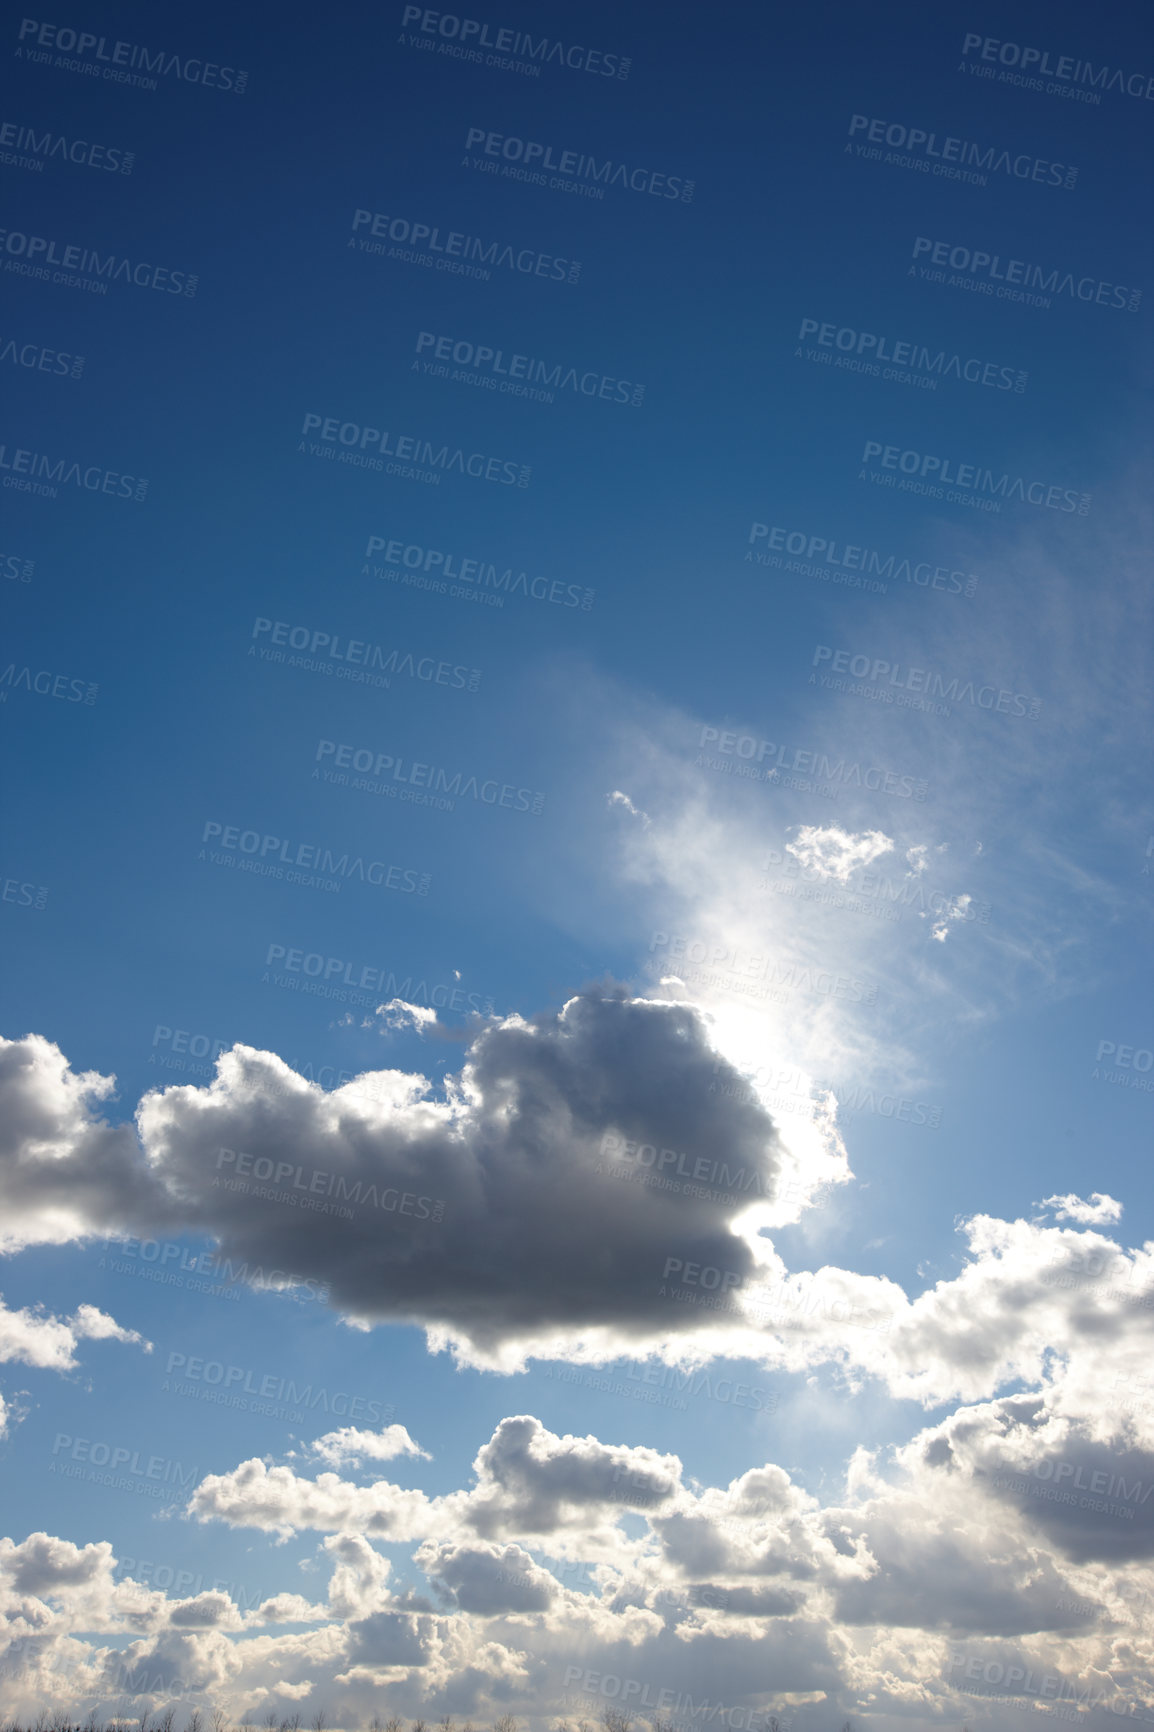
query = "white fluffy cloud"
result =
(785, 826, 894, 884)
(1038, 1191, 1124, 1225)
(193, 1416, 684, 1558)
(309, 1423, 430, 1467)
(7, 1341, 1154, 1728)
(188, 1458, 433, 1544)
(0, 1295, 149, 1371)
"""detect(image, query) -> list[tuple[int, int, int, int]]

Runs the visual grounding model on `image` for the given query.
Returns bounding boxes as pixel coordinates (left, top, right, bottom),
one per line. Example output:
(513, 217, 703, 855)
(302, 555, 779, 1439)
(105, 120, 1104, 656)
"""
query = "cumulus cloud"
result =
(1038, 1192, 1124, 1225)
(322, 1531, 394, 1618)
(448, 1415, 683, 1543)
(193, 1416, 683, 1555)
(0, 1035, 172, 1252)
(0, 1005, 787, 1367)
(785, 825, 894, 884)
(376, 999, 439, 1033)
(310, 1423, 430, 1467)
(11, 1361, 1154, 1725)
(188, 1458, 433, 1544)
(3, 1032, 1149, 1411)
(0, 1294, 149, 1371)
(416, 1540, 560, 1614)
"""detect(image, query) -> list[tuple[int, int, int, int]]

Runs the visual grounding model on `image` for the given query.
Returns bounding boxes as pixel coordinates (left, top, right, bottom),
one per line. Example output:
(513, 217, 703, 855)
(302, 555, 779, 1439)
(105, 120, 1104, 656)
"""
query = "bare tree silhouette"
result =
(599, 1711, 632, 1732)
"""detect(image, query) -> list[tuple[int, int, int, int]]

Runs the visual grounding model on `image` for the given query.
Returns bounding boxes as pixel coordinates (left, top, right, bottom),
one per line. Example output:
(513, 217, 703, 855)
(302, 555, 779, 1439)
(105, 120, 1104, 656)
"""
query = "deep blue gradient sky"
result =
(1, 0, 1152, 1725)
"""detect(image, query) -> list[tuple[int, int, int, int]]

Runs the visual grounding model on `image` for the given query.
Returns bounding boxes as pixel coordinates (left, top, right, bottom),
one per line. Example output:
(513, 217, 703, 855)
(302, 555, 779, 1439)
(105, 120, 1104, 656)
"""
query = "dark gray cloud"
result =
(459, 1415, 682, 1538)
(344, 1609, 431, 1668)
(827, 1511, 1079, 1633)
(981, 1439, 1154, 1564)
(0, 1036, 173, 1249)
(1, 998, 783, 1360)
(420, 1541, 558, 1614)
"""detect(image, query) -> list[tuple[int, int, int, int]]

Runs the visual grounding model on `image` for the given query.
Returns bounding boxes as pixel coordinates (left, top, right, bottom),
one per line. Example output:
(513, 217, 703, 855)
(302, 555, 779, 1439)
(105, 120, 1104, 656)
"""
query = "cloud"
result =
(0, 1005, 788, 1368)
(1037, 1192, 1124, 1225)
(8, 1283, 1154, 1730)
(416, 1540, 560, 1614)
(928, 893, 972, 942)
(3, 1034, 1150, 1413)
(0, 1294, 150, 1371)
(193, 1416, 684, 1554)
(0, 1034, 172, 1253)
(450, 1415, 683, 1542)
(310, 1424, 430, 1467)
(376, 999, 439, 1033)
(607, 790, 651, 825)
(69, 1303, 152, 1351)
(785, 825, 894, 884)
(188, 1458, 433, 1544)
(322, 1531, 394, 1618)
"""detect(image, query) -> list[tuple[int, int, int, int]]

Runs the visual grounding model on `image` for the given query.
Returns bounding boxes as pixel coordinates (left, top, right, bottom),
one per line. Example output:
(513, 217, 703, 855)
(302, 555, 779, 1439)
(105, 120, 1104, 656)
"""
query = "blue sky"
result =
(1, 0, 1152, 1725)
